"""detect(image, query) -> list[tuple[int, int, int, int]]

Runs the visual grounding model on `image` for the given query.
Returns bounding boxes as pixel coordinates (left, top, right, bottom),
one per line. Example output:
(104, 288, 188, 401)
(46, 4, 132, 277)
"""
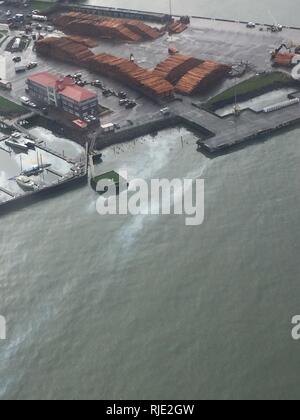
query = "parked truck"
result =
(15, 65, 27, 73)
(0, 81, 12, 91)
(31, 15, 48, 22)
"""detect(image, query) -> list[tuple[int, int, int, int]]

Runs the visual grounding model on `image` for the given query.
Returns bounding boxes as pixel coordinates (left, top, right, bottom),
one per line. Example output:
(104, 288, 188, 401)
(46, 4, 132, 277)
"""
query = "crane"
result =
(271, 43, 290, 59)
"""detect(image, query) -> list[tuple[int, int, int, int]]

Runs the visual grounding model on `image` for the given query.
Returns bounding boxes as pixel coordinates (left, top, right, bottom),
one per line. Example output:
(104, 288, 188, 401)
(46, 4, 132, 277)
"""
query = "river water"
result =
(1, 1, 300, 400)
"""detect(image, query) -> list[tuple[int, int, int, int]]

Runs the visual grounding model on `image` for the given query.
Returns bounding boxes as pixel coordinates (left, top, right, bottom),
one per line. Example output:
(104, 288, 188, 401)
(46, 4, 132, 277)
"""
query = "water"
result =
(85, 0, 300, 26)
(1, 1, 300, 400)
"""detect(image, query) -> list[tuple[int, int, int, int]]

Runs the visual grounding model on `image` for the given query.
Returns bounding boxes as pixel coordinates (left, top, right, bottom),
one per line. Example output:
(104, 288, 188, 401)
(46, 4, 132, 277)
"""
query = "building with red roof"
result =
(26, 71, 99, 118)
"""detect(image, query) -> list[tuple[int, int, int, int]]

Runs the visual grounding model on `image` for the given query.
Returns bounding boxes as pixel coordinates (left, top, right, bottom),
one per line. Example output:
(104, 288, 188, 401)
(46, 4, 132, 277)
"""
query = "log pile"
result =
(64, 35, 98, 48)
(35, 37, 95, 65)
(36, 37, 174, 100)
(54, 12, 163, 43)
(90, 53, 174, 99)
(125, 20, 162, 40)
(175, 61, 230, 95)
(153, 54, 203, 84)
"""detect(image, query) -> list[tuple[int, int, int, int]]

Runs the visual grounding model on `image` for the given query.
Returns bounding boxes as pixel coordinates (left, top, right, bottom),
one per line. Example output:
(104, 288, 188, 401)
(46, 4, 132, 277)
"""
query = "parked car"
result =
(13, 56, 22, 63)
(103, 89, 113, 97)
(91, 80, 103, 88)
(27, 62, 38, 70)
(118, 91, 127, 99)
(160, 107, 171, 116)
(126, 101, 137, 109)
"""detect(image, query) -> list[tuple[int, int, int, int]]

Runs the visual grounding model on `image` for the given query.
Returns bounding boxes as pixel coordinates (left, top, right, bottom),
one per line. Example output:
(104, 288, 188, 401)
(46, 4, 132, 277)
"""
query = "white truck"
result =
(20, 96, 30, 105)
(101, 123, 115, 133)
(15, 65, 27, 73)
(0, 80, 12, 91)
(32, 15, 48, 22)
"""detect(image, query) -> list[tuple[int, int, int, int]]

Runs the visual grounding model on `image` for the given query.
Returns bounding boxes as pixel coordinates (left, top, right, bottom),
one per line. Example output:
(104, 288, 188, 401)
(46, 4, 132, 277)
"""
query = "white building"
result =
(0, 53, 15, 83)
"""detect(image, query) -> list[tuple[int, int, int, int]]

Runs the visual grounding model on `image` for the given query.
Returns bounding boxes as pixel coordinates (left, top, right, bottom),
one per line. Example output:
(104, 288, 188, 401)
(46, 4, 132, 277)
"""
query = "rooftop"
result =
(28, 72, 59, 88)
(27, 71, 97, 103)
(60, 84, 97, 102)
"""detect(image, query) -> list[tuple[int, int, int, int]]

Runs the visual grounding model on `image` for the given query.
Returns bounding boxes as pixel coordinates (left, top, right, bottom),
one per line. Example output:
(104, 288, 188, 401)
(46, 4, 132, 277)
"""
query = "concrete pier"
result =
(95, 96, 300, 154)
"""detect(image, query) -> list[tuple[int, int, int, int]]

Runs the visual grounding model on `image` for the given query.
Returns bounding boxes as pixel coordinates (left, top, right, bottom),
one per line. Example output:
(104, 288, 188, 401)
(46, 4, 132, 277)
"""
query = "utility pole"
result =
(169, 0, 173, 18)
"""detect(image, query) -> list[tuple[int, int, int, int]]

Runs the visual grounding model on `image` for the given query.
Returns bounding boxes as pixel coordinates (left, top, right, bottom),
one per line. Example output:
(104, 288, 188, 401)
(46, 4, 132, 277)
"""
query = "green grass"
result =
(30, 1, 55, 12)
(0, 96, 26, 117)
(91, 171, 128, 192)
(92, 171, 121, 185)
(207, 72, 293, 108)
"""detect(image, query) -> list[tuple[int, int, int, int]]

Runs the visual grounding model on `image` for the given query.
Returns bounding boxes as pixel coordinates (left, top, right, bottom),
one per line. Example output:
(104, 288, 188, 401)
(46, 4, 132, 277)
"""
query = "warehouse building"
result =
(26, 72, 98, 117)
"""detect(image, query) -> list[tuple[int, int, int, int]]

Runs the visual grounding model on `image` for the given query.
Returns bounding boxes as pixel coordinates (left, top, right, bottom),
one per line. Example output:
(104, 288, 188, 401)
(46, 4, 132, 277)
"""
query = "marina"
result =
(0, 127, 88, 213)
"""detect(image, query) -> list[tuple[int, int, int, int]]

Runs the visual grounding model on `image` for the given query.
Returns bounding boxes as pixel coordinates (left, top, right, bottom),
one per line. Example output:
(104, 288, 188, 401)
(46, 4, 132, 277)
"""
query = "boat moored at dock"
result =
(5, 139, 29, 153)
(16, 176, 36, 191)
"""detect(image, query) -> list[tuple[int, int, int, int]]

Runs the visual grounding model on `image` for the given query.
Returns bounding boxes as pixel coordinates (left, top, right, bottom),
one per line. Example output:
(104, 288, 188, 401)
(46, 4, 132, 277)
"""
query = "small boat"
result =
(22, 163, 51, 177)
(16, 175, 36, 191)
(5, 139, 28, 152)
(24, 139, 36, 149)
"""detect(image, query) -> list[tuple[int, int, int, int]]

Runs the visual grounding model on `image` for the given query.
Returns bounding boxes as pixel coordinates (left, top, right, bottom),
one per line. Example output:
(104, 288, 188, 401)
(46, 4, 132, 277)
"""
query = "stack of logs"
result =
(35, 36, 230, 98)
(90, 53, 174, 99)
(175, 61, 230, 95)
(35, 36, 95, 65)
(153, 54, 203, 84)
(54, 12, 162, 43)
(36, 37, 174, 100)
